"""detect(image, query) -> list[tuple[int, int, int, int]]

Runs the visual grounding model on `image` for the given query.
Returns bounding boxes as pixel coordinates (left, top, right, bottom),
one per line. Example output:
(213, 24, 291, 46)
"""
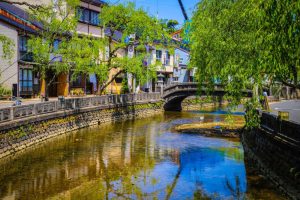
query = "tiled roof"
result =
(81, 0, 107, 6)
(0, 2, 41, 33)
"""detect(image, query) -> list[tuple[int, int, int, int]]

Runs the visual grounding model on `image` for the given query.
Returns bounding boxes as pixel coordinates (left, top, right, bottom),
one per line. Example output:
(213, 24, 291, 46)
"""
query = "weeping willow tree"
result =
(189, 0, 300, 127)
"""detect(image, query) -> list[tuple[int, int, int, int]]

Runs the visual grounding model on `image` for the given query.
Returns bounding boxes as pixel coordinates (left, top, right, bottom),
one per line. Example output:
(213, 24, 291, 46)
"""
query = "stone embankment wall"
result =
(0, 101, 163, 159)
(241, 112, 300, 200)
(181, 96, 227, 110)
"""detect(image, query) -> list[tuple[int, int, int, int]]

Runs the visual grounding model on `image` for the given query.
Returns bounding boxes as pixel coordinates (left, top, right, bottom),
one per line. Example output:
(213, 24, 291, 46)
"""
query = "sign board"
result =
(128, 45, 134, 58)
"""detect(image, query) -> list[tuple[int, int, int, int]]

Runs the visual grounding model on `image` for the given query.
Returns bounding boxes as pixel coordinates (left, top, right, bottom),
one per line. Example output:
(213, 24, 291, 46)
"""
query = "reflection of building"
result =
(171, 150, 181, 165)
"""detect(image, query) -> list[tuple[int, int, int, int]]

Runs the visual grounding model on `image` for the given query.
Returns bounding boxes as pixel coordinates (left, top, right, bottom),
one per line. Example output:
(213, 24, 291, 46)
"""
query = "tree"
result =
(159, 19, 179, 34)
(92, 2, 170, 94)
(0, 35, 15, 96)
(260, 0, 300, 90)
(0, 35, 14, 60)
(26, 0, 80, 97)
(189, 0, 300, 126)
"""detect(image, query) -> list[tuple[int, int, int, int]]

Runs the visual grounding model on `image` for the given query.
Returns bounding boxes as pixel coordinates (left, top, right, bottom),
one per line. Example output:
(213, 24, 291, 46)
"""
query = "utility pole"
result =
(178, 0, 189, 21)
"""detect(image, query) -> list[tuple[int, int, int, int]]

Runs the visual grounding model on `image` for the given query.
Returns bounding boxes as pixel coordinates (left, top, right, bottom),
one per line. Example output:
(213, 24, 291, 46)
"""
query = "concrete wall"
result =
(153, 48, 175, 71)
(173, 67, 189, 83)
(174, 48, 189, 66)
(0, 21, 18, 91)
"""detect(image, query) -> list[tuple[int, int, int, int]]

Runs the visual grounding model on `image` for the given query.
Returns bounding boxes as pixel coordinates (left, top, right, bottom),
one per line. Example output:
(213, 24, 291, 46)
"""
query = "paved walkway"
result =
(270, 100, 300, 123)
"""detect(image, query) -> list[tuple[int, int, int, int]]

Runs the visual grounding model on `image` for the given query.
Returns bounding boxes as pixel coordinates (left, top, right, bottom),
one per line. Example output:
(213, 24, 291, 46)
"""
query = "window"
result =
(70, 73, 82, 87)
(77, 7, 100, 26)
(90, 11, 100, 25)
(19, 69, 33, 92)
(53, 39, 61, 51)
(19, 36, 27, 52)
(19, 36, 33, 62)
(83, 9, 89, 23)
(165, 51, 170, 65)
(156, 50, 162, 61)
(115, 77, 123, 84)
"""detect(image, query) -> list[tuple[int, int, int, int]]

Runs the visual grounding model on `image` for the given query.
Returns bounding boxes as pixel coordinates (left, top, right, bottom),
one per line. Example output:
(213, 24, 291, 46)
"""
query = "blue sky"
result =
(105, 0, 199, 27)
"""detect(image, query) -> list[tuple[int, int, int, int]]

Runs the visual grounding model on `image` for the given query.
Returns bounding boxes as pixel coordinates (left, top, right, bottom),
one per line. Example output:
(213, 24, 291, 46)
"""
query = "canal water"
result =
(0, 110, 284, 200)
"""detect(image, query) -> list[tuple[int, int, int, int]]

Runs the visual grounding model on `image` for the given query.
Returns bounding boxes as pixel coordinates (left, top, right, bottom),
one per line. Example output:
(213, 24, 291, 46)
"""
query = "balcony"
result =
(157, 65, 173, 73)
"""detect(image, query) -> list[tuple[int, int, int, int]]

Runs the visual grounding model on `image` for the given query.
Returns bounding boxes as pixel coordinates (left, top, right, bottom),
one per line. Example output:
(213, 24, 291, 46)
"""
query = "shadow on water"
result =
(0, 109, 285, 200)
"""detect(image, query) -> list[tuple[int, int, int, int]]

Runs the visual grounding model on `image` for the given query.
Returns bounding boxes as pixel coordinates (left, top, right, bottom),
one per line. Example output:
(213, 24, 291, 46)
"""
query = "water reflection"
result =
(0, 112, 283, 200)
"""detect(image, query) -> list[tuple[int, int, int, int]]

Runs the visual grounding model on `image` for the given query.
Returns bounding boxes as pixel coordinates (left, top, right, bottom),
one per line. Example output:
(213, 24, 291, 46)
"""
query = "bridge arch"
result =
(162, 83, 252, 111)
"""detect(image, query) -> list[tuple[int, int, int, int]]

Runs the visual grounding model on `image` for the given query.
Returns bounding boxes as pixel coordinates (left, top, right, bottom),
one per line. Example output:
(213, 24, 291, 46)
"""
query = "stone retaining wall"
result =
(0, 101, 163, 159)
(181, 97, 227, 111)
(241, 125, 300, 199)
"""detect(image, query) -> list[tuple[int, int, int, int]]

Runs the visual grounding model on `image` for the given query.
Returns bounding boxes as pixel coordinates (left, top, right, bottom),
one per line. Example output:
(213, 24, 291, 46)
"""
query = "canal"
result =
(0, 109, 284, 199)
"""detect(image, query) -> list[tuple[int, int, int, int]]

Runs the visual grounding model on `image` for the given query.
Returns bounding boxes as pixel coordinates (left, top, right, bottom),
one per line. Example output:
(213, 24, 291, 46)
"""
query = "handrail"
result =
(0, 93, 161, 123)
(162, 82, 252, 98)
(260, 111, 300, 144)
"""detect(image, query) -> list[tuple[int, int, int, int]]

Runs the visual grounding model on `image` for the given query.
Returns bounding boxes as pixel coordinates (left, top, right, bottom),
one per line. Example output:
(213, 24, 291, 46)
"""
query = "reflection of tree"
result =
(217, 147, 244, 162)
(0, 117, 167, 199)
(225, 176, 246, 200)
(193, 182, 219, 200)
(165, 157, 182, 200)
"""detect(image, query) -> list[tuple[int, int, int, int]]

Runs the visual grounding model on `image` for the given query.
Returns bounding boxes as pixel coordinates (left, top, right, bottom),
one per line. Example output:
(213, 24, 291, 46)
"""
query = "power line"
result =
(178, 0, 189, 21)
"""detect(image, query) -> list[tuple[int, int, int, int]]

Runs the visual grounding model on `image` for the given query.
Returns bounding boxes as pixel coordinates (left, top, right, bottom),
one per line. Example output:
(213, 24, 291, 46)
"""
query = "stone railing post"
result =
(54, 101, 58, 112)
(72, 99, 76, 109)
(10, 107, 14, 121)
(105, 96, 109, 105)
(33, 104, 37, 116)
(113, 95, 116, 104)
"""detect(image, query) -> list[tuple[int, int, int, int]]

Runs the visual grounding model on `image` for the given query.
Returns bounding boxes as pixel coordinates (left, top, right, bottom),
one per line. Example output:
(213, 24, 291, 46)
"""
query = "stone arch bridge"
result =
(162, 83, 252, 111)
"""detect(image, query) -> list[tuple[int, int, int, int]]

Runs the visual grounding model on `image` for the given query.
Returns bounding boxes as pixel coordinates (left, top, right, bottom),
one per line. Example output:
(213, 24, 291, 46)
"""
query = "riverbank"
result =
(0, 101, 163, 159)
(174, 120, 245, 138)
(241, 125, 300, 200)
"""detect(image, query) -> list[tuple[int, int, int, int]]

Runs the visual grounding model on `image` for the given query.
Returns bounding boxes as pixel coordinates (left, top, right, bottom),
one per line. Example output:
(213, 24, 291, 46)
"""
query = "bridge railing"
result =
(163, 82, 199, 91)
(163, 82, 252, 98)
(0, 93, 161, 123)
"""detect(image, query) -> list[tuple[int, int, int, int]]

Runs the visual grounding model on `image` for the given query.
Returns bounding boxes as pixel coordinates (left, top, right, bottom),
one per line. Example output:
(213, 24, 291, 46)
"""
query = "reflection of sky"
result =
(191, 105, 246, 116)
(122, 133, 247, 199)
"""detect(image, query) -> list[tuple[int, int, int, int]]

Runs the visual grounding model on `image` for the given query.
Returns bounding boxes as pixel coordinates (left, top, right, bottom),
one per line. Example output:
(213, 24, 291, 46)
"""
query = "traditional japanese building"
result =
(0, 0, 106, 98)
(0, 2, 40, 98)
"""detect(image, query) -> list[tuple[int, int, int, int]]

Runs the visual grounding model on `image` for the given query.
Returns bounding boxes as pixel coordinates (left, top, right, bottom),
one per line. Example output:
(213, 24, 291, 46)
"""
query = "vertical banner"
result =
(105, 46, 109, 61)
(127, 45, 135, 92)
